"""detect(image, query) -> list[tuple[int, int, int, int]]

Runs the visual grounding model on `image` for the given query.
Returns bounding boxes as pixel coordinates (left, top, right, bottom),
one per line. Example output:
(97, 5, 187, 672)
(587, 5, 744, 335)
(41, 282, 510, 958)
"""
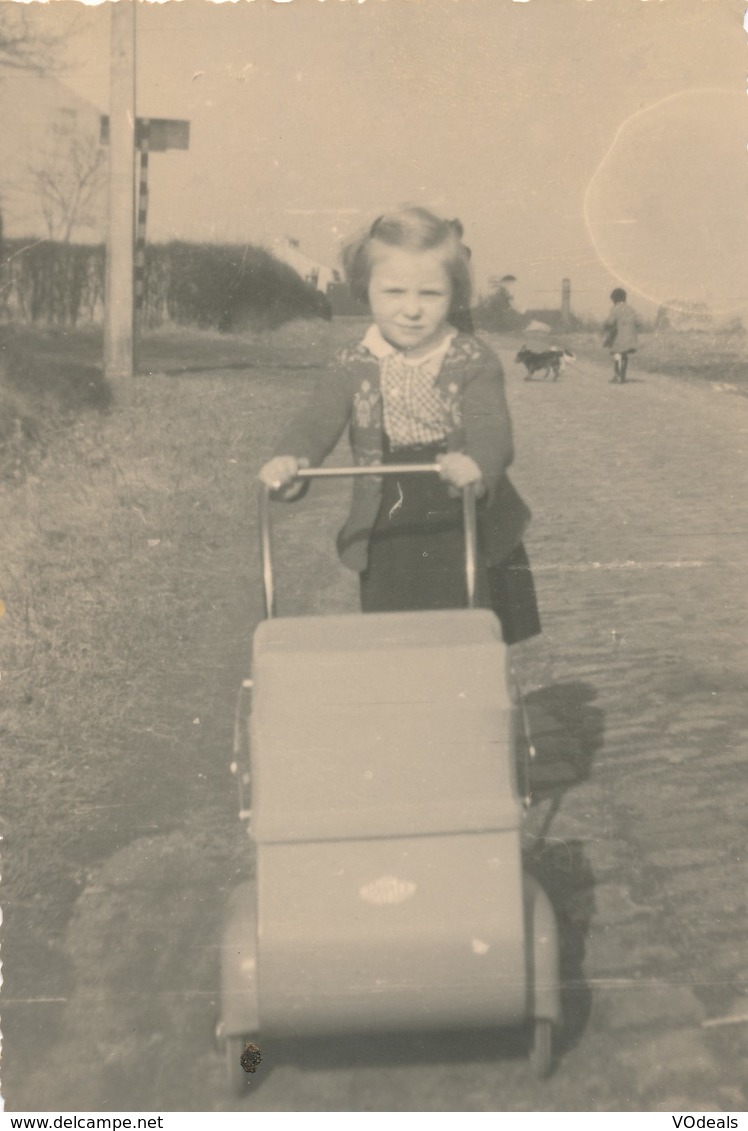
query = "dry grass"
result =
(563, 328, 748, 390)
(0, 320, 364, 1038)
(0, 319, 367, 1106)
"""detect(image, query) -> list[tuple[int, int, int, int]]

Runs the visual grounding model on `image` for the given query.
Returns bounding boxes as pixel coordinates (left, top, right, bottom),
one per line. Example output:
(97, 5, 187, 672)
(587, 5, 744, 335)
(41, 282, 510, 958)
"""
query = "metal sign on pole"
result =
(103, 0, 136, 392)
(100, 117, 190, 153)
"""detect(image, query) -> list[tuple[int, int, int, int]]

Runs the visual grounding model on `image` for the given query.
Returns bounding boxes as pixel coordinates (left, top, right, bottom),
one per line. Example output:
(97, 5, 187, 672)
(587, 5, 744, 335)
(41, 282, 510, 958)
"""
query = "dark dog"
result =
(515, 346, 575, 381)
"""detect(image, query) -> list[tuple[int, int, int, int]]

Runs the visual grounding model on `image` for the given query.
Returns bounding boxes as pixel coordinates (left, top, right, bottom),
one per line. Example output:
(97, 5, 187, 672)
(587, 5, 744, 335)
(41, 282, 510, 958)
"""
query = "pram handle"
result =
(258, 464, 478, 619)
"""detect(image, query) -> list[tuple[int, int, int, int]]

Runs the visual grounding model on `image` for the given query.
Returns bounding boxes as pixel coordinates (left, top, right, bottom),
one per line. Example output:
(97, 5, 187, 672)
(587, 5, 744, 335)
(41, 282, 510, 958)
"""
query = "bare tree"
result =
(0, 7, 67, 72)
(28, 131, 107, 242)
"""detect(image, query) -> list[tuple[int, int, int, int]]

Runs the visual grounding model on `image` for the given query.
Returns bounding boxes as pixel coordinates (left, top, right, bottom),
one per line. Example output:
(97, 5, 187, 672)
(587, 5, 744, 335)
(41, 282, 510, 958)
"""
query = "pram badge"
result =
(359, 875, 416, 905)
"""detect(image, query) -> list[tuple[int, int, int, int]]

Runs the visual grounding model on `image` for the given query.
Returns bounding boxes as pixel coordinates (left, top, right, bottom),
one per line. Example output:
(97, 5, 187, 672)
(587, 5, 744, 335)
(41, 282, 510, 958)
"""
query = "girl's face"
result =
(367, 245, 453, 356)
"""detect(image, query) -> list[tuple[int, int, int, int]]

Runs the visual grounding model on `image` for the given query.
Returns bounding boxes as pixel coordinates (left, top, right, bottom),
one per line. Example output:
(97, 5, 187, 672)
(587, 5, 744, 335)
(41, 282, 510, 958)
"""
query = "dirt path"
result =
(3, 329, 746, 1112)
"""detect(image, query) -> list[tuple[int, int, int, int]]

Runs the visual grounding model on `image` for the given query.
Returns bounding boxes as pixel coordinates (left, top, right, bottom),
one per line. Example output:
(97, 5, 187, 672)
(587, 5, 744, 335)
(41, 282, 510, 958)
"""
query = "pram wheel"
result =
(529, 1017, 554, 1078)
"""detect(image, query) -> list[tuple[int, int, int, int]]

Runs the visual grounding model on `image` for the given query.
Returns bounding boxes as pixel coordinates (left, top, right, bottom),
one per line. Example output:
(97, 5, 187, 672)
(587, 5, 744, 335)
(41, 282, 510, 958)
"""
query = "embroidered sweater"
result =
(362, 323, 458, 447)
(275, 330, 531, 572)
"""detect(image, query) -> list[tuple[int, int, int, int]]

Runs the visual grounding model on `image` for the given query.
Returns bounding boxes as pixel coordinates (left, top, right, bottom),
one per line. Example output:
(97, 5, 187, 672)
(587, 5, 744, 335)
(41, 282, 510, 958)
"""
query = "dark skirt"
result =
(485, 542, 542, 646)
(359, 442, 541, 645)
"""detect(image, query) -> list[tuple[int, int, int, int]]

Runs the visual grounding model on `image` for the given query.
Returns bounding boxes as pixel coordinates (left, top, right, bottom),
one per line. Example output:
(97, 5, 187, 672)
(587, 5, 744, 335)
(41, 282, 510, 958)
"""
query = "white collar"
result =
(361, 324, 457, 367)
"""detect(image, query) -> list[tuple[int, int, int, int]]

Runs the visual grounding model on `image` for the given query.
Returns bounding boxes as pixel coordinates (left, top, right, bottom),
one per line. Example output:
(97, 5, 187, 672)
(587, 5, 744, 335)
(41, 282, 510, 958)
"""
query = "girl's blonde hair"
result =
(342, 206, 472, 313)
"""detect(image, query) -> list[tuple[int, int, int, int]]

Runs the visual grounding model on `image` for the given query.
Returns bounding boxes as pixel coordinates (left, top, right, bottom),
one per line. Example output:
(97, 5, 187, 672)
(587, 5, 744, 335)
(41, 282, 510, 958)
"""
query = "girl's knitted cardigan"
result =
(275, 331, 531, 572)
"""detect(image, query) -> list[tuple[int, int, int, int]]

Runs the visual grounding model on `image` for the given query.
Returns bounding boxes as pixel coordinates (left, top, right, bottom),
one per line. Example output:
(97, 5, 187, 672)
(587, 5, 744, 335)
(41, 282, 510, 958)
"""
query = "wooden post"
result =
(561, 278, 571, 330)
(104, 0, 136, 395)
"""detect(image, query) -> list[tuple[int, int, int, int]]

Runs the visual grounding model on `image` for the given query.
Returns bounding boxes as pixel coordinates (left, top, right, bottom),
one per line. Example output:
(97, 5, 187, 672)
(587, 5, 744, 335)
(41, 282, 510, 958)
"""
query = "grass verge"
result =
(562, 329, 748, 391)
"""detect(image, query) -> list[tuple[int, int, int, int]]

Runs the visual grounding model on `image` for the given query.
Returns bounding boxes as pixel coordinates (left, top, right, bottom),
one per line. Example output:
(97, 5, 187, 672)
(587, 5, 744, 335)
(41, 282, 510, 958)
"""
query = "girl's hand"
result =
(437, 453, 485, 495)
(258, 455, 308, 491)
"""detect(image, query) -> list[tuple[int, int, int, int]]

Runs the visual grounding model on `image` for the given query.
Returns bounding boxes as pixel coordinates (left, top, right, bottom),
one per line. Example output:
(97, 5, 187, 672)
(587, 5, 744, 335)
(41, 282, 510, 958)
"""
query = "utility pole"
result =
(561, 278, 572, 331)
(104, 0, 136, 397)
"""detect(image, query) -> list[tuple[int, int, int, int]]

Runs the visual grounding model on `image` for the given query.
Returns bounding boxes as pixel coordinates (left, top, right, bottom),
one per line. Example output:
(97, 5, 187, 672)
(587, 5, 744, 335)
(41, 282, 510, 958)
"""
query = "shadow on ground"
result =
(525, 680, 604, 798)
(1, 327, 112, 412)
(522, 681, 605, 1058)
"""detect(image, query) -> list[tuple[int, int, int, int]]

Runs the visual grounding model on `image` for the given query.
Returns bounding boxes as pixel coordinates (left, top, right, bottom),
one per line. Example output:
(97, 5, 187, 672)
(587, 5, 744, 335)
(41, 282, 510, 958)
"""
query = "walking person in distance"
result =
(603, 287, 639, 383)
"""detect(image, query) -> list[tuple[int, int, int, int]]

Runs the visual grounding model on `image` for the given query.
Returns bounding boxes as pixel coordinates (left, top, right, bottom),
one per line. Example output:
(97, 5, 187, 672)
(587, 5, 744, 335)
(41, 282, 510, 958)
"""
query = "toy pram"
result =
(217, 465, 560, 1090)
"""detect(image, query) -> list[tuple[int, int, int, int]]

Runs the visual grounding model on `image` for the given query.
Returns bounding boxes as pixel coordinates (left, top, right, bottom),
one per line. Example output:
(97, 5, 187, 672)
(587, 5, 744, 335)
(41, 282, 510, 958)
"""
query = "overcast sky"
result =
(29, 0, 748, 318)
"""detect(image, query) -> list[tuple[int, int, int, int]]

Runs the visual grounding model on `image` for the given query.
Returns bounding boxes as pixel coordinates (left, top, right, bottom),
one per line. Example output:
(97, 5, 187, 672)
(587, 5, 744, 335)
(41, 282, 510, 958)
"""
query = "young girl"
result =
(259, 207, 540, 645)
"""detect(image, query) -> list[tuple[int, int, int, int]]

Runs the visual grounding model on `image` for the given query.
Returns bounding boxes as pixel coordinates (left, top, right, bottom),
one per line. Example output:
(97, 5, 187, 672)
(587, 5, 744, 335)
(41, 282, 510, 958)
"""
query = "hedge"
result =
(0, 239, 331, 331)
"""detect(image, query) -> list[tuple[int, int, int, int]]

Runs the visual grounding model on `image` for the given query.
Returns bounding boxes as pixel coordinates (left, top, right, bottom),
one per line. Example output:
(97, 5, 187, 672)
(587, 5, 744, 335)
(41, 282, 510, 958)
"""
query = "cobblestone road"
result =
(499, 340, 748, 1111)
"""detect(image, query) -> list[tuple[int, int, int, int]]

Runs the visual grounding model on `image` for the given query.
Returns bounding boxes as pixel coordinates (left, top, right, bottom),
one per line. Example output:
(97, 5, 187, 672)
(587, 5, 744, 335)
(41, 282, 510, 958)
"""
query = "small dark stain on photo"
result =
(240, 1042, 262, 1075)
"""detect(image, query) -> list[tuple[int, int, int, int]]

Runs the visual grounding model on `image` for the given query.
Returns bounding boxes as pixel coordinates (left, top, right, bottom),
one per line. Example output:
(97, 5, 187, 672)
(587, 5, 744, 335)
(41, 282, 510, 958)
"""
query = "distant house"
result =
(0, 70, 106, 242)
(271, 235, 340, 293)
(655, 300, 715, 333)
(269, 236, 370, 316)
(655, 299, 744, 335)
